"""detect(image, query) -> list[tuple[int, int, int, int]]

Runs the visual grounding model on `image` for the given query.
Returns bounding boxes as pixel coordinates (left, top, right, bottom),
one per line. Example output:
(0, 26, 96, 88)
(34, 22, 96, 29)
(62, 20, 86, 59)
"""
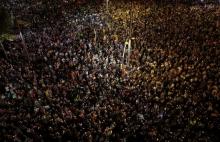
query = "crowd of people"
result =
(0, 0, 220, 141)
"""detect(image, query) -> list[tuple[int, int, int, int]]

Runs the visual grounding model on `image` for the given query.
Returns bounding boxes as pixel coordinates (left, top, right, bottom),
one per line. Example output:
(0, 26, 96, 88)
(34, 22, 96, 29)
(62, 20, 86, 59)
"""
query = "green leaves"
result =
(0, 7, 16, 42)
(0, 33, 17, 42)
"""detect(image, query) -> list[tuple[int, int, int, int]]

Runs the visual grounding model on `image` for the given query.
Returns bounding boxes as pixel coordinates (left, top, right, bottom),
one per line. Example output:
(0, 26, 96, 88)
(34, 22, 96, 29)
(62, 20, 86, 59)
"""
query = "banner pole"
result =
(0, 41, 8, 60)
(20, 32, 30, 63)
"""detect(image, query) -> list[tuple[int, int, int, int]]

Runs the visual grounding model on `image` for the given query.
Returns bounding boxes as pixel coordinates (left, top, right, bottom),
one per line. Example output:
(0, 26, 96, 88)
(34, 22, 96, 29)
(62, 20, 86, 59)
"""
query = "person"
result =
(0, 0, 219, 141)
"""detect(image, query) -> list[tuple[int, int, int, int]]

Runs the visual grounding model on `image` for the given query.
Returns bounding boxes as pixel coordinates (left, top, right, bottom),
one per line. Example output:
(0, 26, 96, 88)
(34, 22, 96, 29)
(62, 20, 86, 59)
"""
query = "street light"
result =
(106, 0, 109, 13)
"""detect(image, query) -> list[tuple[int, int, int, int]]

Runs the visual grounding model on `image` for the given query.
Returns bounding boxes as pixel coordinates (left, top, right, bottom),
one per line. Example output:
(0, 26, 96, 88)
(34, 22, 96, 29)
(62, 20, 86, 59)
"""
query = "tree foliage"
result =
(0, 7, 12, 35)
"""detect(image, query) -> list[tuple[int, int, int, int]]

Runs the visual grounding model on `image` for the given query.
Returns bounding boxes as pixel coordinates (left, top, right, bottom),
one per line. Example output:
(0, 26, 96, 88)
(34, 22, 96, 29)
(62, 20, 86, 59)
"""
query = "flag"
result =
(19, 32, 24, 41)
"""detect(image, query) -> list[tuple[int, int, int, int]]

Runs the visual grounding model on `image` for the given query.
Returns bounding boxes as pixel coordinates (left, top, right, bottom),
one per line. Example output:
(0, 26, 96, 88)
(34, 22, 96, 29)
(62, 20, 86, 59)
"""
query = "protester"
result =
(0, 0, 220, 141)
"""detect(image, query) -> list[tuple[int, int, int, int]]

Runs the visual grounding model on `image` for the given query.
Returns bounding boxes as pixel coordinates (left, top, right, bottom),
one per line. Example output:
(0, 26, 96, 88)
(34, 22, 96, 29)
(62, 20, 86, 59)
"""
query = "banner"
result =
(121, 39, 132, 66)
(127, 39, 131, 65)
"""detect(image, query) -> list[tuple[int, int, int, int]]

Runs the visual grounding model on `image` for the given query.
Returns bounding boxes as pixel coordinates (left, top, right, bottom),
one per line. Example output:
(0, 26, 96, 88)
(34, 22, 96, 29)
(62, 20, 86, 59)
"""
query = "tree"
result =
(0, 7, 12, 34)
(0, 7, 15, 61)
